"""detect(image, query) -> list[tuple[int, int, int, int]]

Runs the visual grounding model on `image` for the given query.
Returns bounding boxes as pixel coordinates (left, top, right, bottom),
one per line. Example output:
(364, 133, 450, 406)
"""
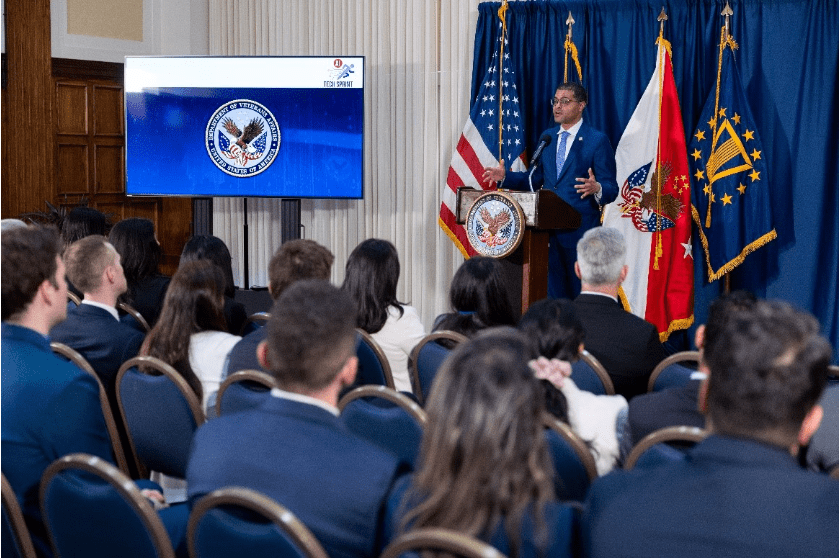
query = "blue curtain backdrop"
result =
(473, 0, 839, 355)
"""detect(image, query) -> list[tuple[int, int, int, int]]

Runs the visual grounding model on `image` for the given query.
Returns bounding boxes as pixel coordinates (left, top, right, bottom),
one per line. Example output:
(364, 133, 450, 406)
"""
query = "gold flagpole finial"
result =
(721, 1, 734, 42)
(657, 7, 668, 39)
(566, 11, 575, 40)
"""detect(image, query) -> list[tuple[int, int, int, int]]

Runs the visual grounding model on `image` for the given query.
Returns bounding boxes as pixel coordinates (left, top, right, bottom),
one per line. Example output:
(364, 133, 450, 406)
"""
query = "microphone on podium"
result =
(528, 134, 552, 191)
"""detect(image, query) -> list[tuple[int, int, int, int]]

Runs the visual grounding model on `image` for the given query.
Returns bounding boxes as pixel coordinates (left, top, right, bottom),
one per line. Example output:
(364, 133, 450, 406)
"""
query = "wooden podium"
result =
(456, 187, 581, 316)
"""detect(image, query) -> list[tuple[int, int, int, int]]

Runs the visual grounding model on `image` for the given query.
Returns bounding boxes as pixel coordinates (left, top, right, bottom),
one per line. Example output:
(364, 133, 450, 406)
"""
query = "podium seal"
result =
(465, 191, 526, 258)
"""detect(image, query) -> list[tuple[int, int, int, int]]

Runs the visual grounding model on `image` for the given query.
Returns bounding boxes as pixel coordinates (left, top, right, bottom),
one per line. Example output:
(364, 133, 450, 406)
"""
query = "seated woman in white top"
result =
(518, 298, 628, 476)
(341, 239, 425, 393)
(142, 259, 241, 412)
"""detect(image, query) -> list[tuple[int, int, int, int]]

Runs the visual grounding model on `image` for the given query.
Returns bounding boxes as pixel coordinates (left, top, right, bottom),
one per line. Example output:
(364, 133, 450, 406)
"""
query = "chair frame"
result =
(578, 350, 615, 395)
(215, 369, 278, 418)
(647, 350, 701, 393)
(50, 342, 132, 477)
(187, 486, 327, 558)
(355, 328, 396, 390)
(337, 384, 428, 426)
(116, 355, 206, 477)
(39, 453, 175, 557)
(240, 311, 271, 336)
(117, 301, 151, 332)
(542, 413, 599, 482)
(2, 473, 37, 558)
(624, 425, 709, 470)
(381, 527, 506, 558)
(66, 291, 82, 306)
(408, 330, 469, 404)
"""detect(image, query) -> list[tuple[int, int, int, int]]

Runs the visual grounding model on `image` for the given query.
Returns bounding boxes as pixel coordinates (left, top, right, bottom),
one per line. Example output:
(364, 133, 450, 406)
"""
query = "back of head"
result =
(447, 256, 516, 326)
(1, 226, 62, 321)
(264, 279, 357, 393)
(405, 329, 553, 553)
(341, 238, 402, 333)
(1, 219, 28, 233)
(518, 298, 584, 361)
(706, 299, 832, 446)
(63, 235, 116, 294)
(576, 227, 625, 286)
(702, 290, 757, 362)
(61, 207, 109, 248)
(108, 218, 161, 285)
(268, 239, 334, 299)
(180, 235, 236, 298)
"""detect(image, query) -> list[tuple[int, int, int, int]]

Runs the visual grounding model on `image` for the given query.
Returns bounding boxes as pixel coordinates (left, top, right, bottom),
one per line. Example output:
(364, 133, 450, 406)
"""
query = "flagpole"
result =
(653, 8, 670, 270)
(564, 12, 583, 84)
(497, 1, 509, 166)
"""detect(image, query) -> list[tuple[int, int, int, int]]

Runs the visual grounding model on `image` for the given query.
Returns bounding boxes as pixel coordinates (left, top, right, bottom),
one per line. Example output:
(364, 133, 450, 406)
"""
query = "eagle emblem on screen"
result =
(205, 99, 281, 178)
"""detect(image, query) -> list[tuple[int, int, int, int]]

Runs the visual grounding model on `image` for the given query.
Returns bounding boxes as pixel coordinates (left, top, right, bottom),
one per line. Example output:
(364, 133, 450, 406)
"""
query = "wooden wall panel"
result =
(93, 85, 123, 135)
(56, 142, 89, 195)
(56, 83, 89, 134)
(94, 145, 125, 193)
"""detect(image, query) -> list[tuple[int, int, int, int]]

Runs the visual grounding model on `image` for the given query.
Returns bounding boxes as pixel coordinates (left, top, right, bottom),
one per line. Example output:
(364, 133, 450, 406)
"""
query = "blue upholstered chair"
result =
(116, 356, 205, 479)
(215, 370, 277, 417)
(117, 302, 151, 333)
(408, 331, 468, 405)
(381, 527, 505, 558)
(623, 425, 709, 470)
(647, 351, 702, 392)
(39, 453, 175, 557)
(2, 474, 36, 558)
(239, 311, 270, 337)
(353, 329, 396, 389)
(542, 413, 598, 501)
(570, 350, 615, 395)
(188, 487, 326, 558)
(338, 385, 427, 467)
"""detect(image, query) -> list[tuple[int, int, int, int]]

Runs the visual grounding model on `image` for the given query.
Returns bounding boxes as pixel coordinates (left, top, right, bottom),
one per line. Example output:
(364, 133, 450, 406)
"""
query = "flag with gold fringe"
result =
(563, 11, 583, 84)
(602, 26, 694, 342)
(439, 1, 527, 257)
(689, 23, 776, 282)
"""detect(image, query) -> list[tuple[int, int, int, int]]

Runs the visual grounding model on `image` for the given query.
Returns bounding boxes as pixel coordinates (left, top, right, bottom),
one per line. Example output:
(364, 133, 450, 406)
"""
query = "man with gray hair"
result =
(573, 227, 666, 400)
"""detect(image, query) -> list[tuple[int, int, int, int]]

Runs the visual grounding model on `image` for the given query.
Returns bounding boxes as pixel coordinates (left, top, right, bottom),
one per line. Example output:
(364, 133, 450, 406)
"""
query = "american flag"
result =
(439, 18, 527, 257)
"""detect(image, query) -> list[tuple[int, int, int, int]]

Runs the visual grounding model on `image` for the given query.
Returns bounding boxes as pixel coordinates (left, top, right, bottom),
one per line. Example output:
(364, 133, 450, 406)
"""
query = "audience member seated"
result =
(519, 299, 628, 475)
(583, 299, 839, 557)
(342, 239, 425, 393)
(385, 329, 578, 557)
(1, 226, 120, 555)
(224, 239, 334, 376)
(109, 217, 170, 328)
(807, 383, 839, 473)
(143, 260, 241, 412)
(433, 256, 517, 341)
(49, 235, 144, 402)
(59, 206, 111, 300)
(625, 291, 756, 453)
(572, 227, 667, 400)
(180, 235, 247, 335)
(187, 280, 408, 558)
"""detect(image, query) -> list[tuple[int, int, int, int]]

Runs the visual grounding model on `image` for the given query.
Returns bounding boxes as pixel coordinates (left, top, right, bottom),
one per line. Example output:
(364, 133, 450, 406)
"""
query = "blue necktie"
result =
(556, 131, 570, 180)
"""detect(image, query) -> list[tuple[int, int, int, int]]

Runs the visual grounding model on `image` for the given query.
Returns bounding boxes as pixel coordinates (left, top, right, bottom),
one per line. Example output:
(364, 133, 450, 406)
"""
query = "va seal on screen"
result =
(465, 191, 525, 258)
(206, 99, 280, 177)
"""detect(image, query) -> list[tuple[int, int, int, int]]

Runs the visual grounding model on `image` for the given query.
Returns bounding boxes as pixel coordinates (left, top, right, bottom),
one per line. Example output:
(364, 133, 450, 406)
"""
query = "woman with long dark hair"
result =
(142, 260, 241, 410)
(109, 217, 169, 327)
(341, 239, 425, 393)
(386, 329, 577, 557)
(433, 256, 517, 338)
(180, 235, 247, 335)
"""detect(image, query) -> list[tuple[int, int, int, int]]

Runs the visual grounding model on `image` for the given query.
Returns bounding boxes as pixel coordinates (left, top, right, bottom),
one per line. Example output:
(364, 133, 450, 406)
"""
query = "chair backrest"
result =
(116, 356, 205, 478)
(67, 291, 82, 307)
(188, 487, 326, 558)
(648, 351, 701, 392)
(338, 385, 427, 466)
(408, 330, 468, 405)
(216, 370, 278, 418)
(2, 474, 36, 558)
(117, 301, 151, 333)
(624, 425, 709, 470)
(39, 453, 174, 557)
(570, 350, 615, 395)
(381, 527, 506, 558)
(542, 413, 598, 482)
(354, 328, 396, 389)
(50, 342, 132, 477)
(240, 311, 271, 336)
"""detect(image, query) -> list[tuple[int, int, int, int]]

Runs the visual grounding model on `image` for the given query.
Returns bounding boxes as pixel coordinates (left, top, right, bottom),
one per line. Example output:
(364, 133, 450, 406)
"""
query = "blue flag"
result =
(689, 30, 776, 282)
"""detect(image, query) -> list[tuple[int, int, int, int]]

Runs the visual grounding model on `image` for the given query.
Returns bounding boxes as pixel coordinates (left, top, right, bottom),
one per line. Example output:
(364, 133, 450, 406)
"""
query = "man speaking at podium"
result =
(483, 82, 618, 299)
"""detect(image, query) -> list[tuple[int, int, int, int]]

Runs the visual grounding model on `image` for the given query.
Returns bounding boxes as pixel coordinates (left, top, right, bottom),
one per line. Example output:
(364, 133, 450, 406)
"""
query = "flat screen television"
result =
(124, 56, 365, 199)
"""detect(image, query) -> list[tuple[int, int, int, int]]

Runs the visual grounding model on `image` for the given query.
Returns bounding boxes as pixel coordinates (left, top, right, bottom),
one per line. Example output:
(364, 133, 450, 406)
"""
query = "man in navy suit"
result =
(50, 235, 144, 400)
(484, 82, 618, 298)
(187, 280, 407, 557)
(584, 299, 839, 557)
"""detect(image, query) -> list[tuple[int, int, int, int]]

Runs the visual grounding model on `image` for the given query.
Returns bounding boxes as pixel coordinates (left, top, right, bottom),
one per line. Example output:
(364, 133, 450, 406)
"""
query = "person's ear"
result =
(338, 355, 358, 388)
(574, 262, 582, 279)
(798, 405, 823, 447)
(256, 341, 271, 370)
(619, 265, 628, 282)
(698, 377, 710, 414)
(695, 324, 706, 350)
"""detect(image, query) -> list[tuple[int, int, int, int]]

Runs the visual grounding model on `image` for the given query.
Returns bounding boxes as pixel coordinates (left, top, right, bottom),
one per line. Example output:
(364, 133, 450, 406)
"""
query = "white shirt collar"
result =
(270, 387, 340, 417)
(81, 300, 120, 321)
(580, 290, 619, 303)
(559, 118, 584, 140)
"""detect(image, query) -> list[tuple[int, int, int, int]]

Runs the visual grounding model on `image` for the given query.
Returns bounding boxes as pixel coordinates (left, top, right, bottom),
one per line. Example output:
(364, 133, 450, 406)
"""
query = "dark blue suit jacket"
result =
(224, 327, 266, 376)
(1, 323, 113, 555)
(49, 303, 145, 398)
(583, 435, 839, 557)
(186, 395, 408, 558)
(627, 379, 705, 446)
